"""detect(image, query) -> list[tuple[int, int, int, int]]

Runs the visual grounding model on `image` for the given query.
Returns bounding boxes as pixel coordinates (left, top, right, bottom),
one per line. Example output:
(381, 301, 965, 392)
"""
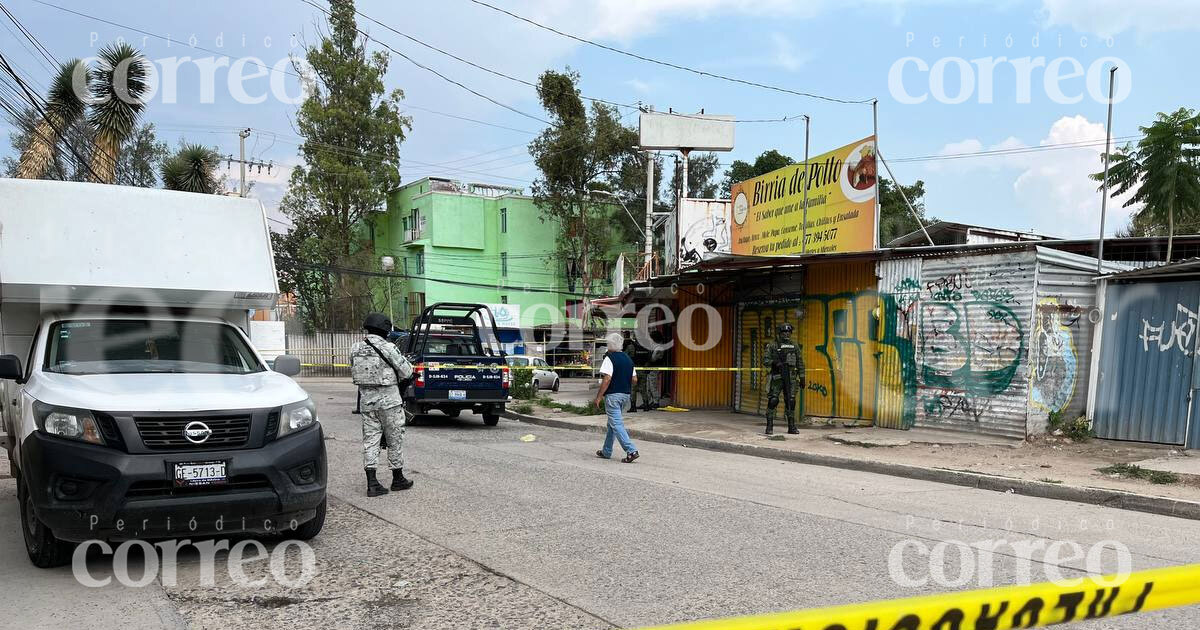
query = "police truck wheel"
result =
(18, 476, 73, 568)
(483, 413, 500, 426)
(444, 409, 461, 418)
(288, 497, 326, 541)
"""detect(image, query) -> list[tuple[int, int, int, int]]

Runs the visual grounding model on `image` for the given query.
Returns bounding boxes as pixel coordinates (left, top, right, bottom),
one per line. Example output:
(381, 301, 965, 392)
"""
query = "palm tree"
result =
(14, 59, 88, 180)
(87, 43, 150, 183)
(161, 144, 221, 194)
(1094, 108, 1200, 262)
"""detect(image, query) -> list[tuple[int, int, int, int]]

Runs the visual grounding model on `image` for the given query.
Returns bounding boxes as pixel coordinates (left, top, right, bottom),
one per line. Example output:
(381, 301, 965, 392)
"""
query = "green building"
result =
(370, 177, 625, 350)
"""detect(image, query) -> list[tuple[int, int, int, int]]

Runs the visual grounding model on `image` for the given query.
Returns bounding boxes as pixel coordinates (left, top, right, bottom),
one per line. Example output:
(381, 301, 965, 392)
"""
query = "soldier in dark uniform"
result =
(763, 322, 804, 435)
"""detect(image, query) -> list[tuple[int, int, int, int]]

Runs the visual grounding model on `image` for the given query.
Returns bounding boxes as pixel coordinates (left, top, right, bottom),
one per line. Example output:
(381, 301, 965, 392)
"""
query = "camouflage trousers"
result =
(362, 405, 406, 469)
(765, 376, 799, 430)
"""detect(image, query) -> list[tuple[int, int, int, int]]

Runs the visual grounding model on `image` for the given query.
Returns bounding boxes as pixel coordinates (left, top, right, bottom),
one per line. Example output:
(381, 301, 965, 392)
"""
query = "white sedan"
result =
(506, 355, 560, 392)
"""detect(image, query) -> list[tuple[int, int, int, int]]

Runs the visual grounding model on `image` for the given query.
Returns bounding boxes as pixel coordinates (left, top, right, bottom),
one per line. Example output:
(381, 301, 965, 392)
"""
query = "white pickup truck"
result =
(0, 179, 326, 567)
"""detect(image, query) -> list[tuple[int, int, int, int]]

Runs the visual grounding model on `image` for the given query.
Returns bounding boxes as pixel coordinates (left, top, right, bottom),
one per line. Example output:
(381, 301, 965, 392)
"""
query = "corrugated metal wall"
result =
(736, 303, 805, 416)
(799, 261, 879, 426)
(1029, 251, 1103, 432)
(913, 251, 1036, 438)
(1093, 280, 1200, 447)
(673, 284, 735, 408)
(876, 258, 923, 429)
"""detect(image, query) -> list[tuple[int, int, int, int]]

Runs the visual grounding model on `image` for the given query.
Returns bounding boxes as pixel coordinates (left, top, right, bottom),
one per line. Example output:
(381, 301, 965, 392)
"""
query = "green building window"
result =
(415, 252, 424, 275)
(501, 295, 508, 304)
(500, 207, 507, 233)
(501, 252, 508, 277)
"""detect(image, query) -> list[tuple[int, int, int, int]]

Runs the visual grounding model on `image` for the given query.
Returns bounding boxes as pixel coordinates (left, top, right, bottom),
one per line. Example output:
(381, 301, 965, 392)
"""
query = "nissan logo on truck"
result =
(183, 421, 213, 444)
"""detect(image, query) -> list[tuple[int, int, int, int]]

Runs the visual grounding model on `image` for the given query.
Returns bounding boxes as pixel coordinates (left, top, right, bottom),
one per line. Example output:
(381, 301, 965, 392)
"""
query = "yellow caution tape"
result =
(296, 362, 815, 373)
(639, 564, 1200, 630)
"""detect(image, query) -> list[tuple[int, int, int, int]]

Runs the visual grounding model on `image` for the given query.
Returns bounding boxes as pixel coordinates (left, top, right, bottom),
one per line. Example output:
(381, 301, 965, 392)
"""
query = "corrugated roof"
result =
(1100, 257, 1200, 280)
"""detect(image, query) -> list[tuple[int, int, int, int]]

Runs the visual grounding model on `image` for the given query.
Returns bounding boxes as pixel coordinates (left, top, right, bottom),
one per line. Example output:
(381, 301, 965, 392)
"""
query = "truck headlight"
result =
(34, 403, 103, 445)
(279, 398, 318, 438)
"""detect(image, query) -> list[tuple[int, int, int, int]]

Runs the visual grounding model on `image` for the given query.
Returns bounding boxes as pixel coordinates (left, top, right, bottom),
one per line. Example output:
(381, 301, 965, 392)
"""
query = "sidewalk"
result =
(507, 380, 1200, 520)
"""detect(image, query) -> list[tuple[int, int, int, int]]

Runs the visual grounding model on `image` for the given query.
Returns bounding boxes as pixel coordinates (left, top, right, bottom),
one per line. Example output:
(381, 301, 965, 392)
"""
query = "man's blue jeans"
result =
(601, 393, 637, 457)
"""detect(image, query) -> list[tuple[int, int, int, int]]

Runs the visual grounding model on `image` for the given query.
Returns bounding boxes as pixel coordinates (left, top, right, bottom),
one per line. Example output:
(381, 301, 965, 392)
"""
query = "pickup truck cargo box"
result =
(0, 178, 277, 309)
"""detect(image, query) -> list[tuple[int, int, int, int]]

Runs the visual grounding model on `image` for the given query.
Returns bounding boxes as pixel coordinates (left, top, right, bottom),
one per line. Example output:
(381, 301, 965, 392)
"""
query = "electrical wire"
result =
(322, 0, 804, 124)
(465, 0, 873, 105)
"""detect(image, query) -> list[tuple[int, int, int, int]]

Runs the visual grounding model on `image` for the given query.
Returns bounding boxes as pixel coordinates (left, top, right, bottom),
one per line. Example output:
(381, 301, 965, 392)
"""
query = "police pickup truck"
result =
(400, 303, 509, 425)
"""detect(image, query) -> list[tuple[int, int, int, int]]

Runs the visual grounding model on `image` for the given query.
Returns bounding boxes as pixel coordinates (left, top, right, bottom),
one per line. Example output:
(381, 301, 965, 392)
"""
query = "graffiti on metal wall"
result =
(1030, 298, 1081, 413)
(1139, 303, 1198, 357)
(914, 264, 1028, 427)
(802, 291, 917, 427)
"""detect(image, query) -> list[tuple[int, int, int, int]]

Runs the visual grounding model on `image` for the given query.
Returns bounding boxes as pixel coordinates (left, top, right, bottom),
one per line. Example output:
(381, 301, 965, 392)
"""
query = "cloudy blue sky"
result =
(2, 0, 1197, 238)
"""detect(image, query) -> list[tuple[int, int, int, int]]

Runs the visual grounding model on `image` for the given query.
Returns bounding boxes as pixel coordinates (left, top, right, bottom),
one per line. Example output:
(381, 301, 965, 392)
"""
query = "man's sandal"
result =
(596, 450, 610, 459)
(621, 451, 639, 463)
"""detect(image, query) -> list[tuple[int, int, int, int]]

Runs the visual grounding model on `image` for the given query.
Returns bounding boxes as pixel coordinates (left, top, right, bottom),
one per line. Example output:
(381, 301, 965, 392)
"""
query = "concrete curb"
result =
(504, 411, 1200, 522)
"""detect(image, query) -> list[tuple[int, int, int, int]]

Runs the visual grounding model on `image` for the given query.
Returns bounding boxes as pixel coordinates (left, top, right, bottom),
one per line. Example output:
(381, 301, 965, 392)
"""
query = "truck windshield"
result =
(43, 319, 264, 375)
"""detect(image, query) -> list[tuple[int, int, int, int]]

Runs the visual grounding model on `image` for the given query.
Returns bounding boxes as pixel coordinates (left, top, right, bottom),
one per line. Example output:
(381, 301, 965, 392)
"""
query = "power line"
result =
(309, 0, 805, 125)
(0, 50, 102, 181)
(0, 2, 57, 68)
(27, 0, 540, 138)
(280, 258, 602, 298)
(888, 134, 1143, 164)
(466, 0, 873, 106)
(298, 0, 551, 126)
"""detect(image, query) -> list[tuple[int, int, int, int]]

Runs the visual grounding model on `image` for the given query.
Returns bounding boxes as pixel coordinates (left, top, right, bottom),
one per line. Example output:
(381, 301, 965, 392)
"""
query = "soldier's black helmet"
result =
(363, 312, 393, 336)
(778, 323, 794, 334)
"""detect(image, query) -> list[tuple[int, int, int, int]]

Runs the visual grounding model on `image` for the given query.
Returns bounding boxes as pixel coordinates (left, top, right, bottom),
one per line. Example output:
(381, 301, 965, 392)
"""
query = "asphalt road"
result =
(2, 378, 1200, 628)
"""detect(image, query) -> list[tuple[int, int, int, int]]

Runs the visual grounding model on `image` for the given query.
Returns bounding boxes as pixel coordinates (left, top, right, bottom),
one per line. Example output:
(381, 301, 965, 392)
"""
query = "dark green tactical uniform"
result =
(763, 323, 804, 434)
(628, 342, 664, 412)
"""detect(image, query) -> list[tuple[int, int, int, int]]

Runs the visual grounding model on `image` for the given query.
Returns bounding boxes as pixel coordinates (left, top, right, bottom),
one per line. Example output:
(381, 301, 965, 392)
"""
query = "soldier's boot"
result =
(787, 413, 799, 434)
(365, 468, 389, 497)
(765, 410, 775, 435)
(391, 468, 414, 491)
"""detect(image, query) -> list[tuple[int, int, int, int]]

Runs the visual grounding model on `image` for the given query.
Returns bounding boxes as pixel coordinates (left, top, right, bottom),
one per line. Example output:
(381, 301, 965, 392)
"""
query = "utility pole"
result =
(872, 99, 881, 250)
(801, 115, 811, 254)
(1097, 66, 1118, 273)
(644, 150, 654, 272)
(227, 128, 272, 197)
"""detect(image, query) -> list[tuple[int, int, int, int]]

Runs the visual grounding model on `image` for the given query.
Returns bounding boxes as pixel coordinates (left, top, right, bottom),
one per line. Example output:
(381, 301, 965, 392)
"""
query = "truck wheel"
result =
(483, 413, 500, 426)
(444, 409, 461, 419)
(18, 477, 73, 568)
(288, 497, 326, 541)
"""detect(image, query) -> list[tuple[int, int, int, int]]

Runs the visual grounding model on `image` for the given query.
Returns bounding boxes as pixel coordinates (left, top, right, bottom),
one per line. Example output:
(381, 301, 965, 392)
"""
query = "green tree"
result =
(13, 59, 88, 180)
(161, 143, 221, 193)
(668, 152, 720, 206)
(1093, 107, 1200, 262)
(5, 106, 168, 186)
(87, 43, 151, 183)
(275, 0, 411, 330)
(721, 149, 794, 196)
(878, 177, 936, 245)
(529, 68, 635, 302)
(598, 150, 666, 269)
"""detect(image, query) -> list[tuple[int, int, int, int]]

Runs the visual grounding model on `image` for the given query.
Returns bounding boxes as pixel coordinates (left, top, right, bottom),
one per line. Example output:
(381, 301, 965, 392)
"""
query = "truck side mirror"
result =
(273, 355, 302, 377)
(0, 354, 23, 381)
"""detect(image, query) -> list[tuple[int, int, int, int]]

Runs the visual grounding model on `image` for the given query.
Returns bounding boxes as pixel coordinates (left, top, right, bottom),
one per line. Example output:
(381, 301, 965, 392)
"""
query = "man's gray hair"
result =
(607, 332, 625, 351)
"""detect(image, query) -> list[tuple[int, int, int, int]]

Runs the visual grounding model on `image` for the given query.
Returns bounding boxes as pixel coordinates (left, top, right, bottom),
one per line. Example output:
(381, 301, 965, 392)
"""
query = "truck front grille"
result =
(134, 416, 251, 450)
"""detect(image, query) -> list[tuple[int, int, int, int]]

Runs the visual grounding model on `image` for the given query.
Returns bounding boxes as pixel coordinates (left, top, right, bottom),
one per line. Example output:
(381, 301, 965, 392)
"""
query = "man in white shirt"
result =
(593, 333, 640, 463)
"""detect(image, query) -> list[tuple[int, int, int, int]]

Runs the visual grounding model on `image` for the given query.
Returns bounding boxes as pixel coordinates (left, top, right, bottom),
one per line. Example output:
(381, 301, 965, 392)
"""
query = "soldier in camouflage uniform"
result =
(351, 313, 414, 497)
(763, 322, 804, 435)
